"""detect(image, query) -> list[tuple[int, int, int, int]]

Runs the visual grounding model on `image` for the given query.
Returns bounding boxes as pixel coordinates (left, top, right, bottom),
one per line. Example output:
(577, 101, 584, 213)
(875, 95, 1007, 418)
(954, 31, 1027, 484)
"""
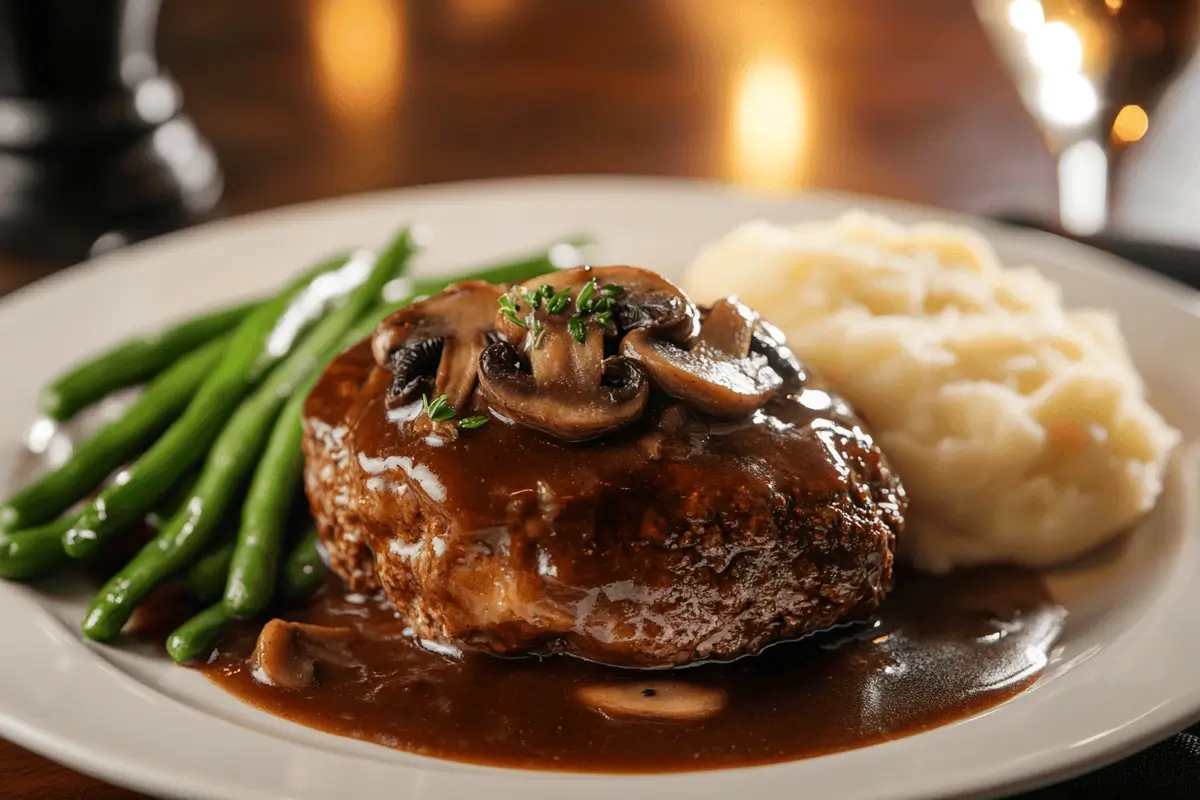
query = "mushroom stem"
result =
(435, 337, 486, 412)
(529, 319, 604, 392)
(478, 324, 649, 443)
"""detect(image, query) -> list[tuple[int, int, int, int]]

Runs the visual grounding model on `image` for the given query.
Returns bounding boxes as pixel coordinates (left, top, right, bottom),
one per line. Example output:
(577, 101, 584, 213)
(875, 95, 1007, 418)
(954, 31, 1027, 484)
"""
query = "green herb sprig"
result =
(422, 393, 456, 422)
(498, 292, 526, 329)
(575, 278, 598, 313)
(523, 285, 553, 310)
(421, 394, 489, 431)
(500, 280, 624, 347)
(545, 287, 572, 315)
(567, 314, 586, 344)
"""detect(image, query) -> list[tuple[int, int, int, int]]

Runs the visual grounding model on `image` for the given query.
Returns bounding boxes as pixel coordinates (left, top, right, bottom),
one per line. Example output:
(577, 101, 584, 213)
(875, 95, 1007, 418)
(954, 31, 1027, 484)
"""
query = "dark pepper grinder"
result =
(0, 0, 221, 261)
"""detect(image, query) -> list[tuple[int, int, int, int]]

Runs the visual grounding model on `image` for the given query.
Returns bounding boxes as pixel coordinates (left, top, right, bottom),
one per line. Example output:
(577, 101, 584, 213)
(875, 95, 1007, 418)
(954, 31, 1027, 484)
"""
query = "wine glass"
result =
(974, 0, 1200, 234)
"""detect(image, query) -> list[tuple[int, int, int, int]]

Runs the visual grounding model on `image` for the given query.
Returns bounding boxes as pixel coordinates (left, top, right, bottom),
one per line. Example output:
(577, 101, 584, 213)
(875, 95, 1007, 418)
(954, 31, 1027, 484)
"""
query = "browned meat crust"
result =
(303, 340, 904, 668)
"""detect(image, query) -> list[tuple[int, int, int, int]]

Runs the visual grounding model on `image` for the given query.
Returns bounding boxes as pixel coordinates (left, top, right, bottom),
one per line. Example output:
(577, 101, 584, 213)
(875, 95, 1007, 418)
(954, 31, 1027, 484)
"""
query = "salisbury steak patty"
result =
(303, 267, 905, 667)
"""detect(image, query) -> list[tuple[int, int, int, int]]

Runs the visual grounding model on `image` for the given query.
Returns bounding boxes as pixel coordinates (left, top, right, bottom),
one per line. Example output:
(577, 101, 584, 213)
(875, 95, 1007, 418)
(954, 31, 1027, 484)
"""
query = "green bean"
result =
(0, 515, 75, 581)
(169, 524, 327, 663)
(223, 385, 309, 617)
(82, 230, 418, 641)
(186, 539, 234, 604)
(405, 235, 588, 295)
(0, 338, 228, 533)
(64, 252, 354, 560)
(166, 601, 235, 663)
(147, 469, 203, 532)
(280, 526, 326, 603)
(352, 245, 565, 344)
(39, 302, 256, 422)
(220, 244, 567, 615)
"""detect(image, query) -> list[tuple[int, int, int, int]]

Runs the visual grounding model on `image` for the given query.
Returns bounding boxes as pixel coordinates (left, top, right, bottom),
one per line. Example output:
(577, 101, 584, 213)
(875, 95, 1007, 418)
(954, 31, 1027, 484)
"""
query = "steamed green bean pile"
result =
(0, 229, 573, 662)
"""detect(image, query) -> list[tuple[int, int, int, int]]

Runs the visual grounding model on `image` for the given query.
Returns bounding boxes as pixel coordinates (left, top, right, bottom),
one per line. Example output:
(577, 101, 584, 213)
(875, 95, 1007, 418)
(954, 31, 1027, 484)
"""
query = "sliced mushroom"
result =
(497, 265, 700, 346)
(251, 620, 357, 689)
(577, 681, 727, 722)
(621, 297, 784, 418)
(371, 281, 503, 414)
(477, 320, 649, 442)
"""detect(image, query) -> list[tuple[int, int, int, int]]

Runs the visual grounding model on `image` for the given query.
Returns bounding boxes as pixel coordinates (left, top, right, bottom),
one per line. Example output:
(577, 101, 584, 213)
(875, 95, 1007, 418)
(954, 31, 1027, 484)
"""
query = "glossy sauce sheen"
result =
(202, 566, 1063, 772)
(303, 340, 905, 667)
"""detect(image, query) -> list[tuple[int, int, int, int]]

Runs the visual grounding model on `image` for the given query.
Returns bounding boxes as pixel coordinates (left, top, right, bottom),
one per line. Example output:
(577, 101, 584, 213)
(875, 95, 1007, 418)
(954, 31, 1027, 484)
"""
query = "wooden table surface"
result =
(0, 0, 1195, 796)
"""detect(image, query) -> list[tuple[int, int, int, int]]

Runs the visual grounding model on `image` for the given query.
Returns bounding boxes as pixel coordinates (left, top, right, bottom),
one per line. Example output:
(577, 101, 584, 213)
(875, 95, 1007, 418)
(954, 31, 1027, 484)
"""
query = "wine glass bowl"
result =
(975, 0, 1200, 234)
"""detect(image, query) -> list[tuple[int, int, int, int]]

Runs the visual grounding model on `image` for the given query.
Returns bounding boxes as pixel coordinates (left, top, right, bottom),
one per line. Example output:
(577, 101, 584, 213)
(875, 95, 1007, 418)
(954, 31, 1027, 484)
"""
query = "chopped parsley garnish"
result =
(457, 415, 489, 430)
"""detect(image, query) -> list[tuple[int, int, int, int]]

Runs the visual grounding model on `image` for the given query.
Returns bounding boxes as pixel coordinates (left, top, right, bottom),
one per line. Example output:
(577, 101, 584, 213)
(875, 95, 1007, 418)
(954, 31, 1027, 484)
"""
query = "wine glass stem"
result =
(1057, 137, 1116, 236)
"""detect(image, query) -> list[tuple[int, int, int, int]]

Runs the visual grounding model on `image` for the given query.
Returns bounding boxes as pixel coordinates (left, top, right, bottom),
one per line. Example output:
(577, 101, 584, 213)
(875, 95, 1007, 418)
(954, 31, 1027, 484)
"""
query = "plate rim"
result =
(0, 175, 1197, 800)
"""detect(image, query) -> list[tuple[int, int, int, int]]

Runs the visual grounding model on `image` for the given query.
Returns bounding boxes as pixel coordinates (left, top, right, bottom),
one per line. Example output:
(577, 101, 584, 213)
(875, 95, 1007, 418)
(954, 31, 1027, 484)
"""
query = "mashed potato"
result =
(684, 211, 1180, 572)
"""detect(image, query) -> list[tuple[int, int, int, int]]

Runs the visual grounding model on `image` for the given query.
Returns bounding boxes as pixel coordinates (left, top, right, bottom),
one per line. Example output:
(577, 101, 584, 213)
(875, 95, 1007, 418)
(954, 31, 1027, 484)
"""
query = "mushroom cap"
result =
(371, 281, 503, 412)
(620, 297, 784, 418)
(477, 339, 649, 442)
(374, 271, 796, 440)
(498, 265, 700, 345)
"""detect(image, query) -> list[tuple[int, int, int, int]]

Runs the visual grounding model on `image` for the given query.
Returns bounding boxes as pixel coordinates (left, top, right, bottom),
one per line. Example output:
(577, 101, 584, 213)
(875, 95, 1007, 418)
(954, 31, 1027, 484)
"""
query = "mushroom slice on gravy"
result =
(252, 620, 357, 689)
(577, 681, 728, 722)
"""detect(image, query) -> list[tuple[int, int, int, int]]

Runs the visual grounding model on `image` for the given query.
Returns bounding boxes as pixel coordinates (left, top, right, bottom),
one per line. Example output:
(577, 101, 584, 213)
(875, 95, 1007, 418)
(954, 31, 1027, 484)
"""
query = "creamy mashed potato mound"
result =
(684, 211, 1180, 572)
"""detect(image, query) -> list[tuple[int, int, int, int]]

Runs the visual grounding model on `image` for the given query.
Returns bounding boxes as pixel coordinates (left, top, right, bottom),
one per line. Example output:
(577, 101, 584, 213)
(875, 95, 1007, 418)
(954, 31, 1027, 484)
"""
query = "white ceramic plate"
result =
(1, 177, 1197, 800)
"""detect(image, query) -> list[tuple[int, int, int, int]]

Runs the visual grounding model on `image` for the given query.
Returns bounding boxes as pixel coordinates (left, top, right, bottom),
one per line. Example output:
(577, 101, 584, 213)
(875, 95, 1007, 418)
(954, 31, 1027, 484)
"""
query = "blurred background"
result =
(2, 0, 1200, 297)
(2, 0, 1200, 795)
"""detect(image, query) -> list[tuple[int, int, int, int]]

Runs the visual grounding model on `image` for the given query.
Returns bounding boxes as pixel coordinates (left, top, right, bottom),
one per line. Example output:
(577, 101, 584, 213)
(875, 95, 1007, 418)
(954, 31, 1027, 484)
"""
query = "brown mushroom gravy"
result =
(206, 267, 1063, 771)
(304, 336, 904, 667)
(200, 565, 1063, 772)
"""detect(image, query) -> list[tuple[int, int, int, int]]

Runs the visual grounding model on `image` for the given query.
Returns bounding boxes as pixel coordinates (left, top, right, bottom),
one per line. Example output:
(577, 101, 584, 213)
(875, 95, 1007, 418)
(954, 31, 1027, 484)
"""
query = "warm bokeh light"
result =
(1105, 0, 1123, 12)
(446, 0, 520, 32)
(1113, 104, 1149, 143)
(728, 57, 807, 193)
(310, 0, 404, 124)
(1037, 73, 1099, 126)
(1028, 21, 1084, 74)
(1008, 0, 1045, 34)
(993, 6, 1102, 131)
(667, 0, 817, 190)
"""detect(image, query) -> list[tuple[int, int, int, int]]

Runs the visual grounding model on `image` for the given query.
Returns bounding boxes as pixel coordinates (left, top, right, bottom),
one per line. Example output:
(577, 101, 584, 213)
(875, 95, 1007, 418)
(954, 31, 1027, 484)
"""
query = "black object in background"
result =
(0, 0, 222, 261)
(996, 213, 1200, 291)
